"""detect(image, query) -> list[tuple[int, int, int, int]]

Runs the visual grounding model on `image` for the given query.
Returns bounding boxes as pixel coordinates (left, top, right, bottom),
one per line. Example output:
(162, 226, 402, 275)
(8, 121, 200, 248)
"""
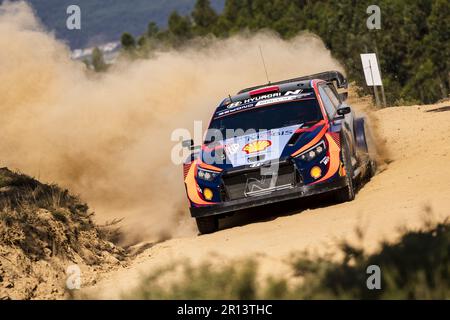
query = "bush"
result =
(127, 219, 450, 299)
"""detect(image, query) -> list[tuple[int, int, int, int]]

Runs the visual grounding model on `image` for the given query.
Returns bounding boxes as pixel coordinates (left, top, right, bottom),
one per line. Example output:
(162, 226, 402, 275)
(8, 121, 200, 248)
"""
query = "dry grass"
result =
(0, 168, 126, 299)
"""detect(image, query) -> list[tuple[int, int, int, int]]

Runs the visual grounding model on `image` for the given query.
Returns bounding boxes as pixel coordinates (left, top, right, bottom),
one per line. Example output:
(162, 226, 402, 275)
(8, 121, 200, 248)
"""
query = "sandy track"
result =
(84, 101, 450, 299)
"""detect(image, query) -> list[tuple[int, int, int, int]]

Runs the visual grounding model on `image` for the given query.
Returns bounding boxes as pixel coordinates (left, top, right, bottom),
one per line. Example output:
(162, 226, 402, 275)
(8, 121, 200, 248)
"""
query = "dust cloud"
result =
(0, 1, 344, 243)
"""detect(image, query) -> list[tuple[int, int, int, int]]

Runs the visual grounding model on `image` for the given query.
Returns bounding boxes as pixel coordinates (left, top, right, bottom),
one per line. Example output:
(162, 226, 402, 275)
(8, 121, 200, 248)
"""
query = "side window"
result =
(324, 85, 341, 108)
(318, 85, 337, 119)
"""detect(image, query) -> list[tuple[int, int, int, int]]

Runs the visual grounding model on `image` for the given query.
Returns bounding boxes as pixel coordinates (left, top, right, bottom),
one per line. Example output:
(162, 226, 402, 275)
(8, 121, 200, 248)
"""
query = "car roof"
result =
(217, 71, 347, 111)
(212, 71, 347, 121)
(237, 70, 347, 94)
(214, 79, 319, 115)
(234, 79, 314, 102)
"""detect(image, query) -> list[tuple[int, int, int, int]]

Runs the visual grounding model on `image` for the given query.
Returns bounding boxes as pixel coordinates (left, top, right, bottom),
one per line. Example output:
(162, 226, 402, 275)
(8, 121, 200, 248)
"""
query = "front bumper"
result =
(190, 176, 347, 218)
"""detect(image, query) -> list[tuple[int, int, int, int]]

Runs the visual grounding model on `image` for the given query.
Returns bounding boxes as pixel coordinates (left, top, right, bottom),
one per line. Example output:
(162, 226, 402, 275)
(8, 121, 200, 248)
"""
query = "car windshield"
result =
(207, 98, 323, 140)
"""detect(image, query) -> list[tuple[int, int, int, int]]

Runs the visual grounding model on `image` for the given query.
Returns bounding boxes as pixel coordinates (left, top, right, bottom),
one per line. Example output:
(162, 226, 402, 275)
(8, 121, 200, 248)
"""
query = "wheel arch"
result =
(354, 116, 369, 154)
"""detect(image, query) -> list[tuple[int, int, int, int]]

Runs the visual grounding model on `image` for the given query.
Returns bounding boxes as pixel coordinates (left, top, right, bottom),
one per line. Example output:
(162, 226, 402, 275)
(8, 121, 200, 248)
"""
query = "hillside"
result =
(13, 0, 224, 48)
(0, 168, 126, 299)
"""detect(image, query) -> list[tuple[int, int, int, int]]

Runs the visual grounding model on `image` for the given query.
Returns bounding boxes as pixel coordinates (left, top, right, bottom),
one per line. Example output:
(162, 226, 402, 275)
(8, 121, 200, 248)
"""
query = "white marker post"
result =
(361, 53, 386, 107)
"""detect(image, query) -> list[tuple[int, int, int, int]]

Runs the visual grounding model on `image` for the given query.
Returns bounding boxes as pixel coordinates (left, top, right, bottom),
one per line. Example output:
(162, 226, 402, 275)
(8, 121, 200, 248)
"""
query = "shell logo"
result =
(242, 140, 272, 154)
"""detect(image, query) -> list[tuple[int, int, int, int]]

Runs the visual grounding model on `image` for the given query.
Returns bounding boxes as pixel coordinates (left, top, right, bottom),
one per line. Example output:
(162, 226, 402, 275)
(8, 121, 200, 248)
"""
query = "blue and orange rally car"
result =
(183, 71, 376, 234)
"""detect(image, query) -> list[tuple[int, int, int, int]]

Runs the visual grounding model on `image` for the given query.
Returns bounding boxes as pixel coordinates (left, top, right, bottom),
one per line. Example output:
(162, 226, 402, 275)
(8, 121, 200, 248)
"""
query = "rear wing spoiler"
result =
(238, 70, 348, 94)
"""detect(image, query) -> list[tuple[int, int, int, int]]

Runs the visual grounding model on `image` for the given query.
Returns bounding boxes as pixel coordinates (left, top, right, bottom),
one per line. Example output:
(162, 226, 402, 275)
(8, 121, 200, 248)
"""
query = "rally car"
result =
(183, 71, 376, 234)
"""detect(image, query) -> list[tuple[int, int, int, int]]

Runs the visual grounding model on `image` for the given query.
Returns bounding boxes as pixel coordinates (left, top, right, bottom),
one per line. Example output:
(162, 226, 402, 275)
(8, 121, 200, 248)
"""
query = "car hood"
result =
(200, 122, 326, 170)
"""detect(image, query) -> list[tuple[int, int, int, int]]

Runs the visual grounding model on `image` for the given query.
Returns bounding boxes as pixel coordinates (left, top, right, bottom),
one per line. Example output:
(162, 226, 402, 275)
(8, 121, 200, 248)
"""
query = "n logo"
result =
(245, 160, 282, 197)
(245, 172, 278, 195)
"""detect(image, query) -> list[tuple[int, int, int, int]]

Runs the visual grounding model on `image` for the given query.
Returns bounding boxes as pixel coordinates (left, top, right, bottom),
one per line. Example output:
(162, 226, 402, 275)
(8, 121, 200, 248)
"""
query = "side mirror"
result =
(339, 92, 348, 102)
(337, 106, 351, 116)
(182, 139, 194, 148)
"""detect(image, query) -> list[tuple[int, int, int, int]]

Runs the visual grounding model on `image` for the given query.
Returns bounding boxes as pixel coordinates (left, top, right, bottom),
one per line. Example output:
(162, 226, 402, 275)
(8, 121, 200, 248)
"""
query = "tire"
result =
(354, 117, 377, 179)
(196, 216, 219, 234)
(335, 137, 355, 203)
(354, 117, 369, 153)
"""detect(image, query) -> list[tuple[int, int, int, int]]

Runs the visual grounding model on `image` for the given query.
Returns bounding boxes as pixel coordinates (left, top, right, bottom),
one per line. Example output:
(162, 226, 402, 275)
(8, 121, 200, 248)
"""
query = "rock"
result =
(102, 253, 120, 265)
(4, 282, 14, 289)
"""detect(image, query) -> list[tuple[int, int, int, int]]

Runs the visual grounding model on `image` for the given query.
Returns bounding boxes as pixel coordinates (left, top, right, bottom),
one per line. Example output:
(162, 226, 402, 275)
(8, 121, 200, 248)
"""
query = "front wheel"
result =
(196, 216, 219, 234)
(335, 137, 355, 203)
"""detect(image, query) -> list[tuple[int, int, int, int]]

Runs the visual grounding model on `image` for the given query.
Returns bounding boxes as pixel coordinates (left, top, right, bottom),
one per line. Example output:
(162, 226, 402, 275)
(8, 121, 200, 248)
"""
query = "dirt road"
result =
(84, 101, 450, 299)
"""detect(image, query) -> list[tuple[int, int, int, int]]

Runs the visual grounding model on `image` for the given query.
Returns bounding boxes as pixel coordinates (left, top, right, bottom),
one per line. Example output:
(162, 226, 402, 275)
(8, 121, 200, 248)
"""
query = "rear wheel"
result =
(196, 216, 219, 234)
(355, 117, 377, 179)
(335, 138, 355, 203)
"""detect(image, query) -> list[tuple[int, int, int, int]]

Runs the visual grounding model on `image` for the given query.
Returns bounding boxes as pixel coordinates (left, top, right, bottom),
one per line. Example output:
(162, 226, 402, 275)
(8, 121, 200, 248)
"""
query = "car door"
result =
(318, 83, 355, 152)
(326, 84, 354, 136)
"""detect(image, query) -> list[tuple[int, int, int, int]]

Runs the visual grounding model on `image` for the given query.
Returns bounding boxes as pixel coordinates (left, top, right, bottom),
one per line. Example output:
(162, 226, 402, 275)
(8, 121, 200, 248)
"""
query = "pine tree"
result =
(424, 0, 450, 99)
(168, 11, 193, 41)
(91, 47, 107, 72)
(192, 0, 218, 36)
(147, 22, 159, 38)
(121, 32, 136, 50)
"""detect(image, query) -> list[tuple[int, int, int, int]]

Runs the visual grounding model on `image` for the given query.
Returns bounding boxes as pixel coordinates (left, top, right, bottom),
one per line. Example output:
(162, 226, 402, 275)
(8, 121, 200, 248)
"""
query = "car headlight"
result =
(295, 140, 326, 161)
(197, 167, 220, 181)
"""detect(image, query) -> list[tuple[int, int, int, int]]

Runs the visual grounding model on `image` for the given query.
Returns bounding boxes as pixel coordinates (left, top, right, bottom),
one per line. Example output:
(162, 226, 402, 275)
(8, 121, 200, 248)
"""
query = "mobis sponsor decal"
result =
(256, 92, 314, 107)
